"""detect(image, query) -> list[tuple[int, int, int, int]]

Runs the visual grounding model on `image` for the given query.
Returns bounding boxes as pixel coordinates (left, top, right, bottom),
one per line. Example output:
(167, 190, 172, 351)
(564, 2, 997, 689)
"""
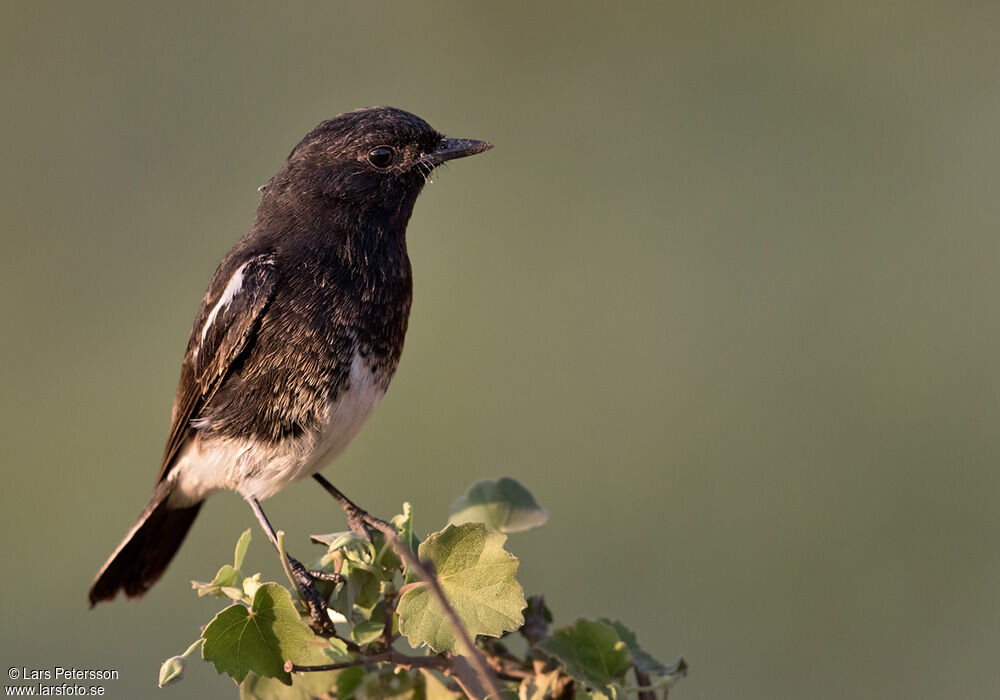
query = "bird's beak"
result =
(425, 137, 493, 166)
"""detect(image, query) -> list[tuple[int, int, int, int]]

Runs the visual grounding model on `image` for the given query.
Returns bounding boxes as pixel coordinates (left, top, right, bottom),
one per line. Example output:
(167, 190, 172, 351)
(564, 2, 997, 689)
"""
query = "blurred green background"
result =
(2, 1, 998, 698)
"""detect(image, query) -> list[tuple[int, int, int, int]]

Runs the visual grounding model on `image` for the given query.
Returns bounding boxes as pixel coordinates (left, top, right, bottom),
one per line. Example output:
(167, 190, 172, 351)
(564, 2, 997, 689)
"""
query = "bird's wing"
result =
(156, 253, 279, 482)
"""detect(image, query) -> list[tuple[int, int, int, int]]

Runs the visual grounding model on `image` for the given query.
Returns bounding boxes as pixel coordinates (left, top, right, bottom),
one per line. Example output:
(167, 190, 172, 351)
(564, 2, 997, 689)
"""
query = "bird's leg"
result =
(312, 473, 392, 541)
(245, 497, 341, 635)
(244, 497, 343, 582)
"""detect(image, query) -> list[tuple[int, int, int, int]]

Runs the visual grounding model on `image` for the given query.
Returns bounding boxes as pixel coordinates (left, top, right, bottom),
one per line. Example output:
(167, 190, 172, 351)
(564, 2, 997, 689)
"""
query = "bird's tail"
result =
(88, 481, 202, 607)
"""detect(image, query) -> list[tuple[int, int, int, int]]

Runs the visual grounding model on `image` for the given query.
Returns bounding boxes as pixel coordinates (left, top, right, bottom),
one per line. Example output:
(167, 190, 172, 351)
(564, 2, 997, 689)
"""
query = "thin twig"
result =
(286, 650, 450, 674)
(381, 591, 397, 651)
(480, 640, 531, 681)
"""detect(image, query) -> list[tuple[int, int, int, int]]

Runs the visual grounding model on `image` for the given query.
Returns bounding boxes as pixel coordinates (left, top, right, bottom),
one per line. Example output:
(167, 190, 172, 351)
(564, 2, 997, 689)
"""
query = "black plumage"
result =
(89, 107, 491, 606)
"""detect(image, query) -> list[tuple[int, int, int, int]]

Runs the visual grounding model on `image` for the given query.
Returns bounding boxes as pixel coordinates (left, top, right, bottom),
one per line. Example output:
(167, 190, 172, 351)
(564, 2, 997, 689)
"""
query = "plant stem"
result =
(275, 531, 299, 598)
(181, 639, 203, 659)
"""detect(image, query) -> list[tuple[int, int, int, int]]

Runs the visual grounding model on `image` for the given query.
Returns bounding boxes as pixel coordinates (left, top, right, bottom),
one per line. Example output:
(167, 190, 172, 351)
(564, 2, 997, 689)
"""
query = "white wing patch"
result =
(200, 260, 251, 345)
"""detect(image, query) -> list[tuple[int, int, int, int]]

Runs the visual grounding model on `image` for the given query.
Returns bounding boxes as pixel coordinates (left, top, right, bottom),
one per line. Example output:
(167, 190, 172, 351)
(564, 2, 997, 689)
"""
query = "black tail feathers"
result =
(88, 481, 202, 607)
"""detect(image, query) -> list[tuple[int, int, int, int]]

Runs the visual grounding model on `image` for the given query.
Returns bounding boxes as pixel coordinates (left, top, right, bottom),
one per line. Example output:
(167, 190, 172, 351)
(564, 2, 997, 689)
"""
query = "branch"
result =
(313, 474, 505, 700)
(285, 649, 449, 674)
(479, 641, 531, 681)
(286, 646, 499, 698)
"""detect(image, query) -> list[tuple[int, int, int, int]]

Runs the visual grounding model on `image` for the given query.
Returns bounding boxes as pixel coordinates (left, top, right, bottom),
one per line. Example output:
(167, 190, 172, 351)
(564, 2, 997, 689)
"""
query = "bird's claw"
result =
(344, 507, 391, 543)
(307, 569, 344, 583)
(286, 556, 337, 635)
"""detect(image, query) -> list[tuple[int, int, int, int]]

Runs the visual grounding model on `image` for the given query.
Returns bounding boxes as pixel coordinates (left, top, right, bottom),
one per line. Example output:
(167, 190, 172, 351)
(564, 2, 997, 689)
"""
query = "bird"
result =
(88, 106, 492, 611)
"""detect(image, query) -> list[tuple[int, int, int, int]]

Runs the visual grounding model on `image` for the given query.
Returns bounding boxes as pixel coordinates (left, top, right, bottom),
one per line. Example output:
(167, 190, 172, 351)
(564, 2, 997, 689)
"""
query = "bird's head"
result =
(269, 106, 491, 218)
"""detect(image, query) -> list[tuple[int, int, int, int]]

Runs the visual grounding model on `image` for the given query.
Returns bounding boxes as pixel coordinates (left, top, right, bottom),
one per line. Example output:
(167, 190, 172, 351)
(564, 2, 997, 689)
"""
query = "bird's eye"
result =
(368, 146, 395, 168)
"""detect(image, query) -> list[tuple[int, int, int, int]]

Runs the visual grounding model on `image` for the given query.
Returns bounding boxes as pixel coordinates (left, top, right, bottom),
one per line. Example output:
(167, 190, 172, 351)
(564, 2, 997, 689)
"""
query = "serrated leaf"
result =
(537, 619, 632, 691)
(202, 583, 313, 684)
(397, 523, 526, 654)
(597, 619, 670, 677)
(234, 529, 252, 570)
(449, 477, 549, 533)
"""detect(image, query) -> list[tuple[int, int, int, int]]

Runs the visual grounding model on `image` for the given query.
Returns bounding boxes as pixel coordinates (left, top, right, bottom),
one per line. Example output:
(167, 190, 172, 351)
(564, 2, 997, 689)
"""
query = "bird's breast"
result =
(251, 348, 391, 498)
(310, 352, 388, 469)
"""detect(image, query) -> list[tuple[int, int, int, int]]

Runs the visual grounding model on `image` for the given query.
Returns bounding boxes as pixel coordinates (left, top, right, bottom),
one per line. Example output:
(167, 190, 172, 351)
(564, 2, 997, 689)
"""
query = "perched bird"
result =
(88, 107, 491, 608)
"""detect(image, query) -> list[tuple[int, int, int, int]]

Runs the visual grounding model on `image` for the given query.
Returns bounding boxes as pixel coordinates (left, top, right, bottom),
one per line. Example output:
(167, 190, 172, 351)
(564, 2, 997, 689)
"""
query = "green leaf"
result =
(326, 557, 380, 629)
(220, 586, 246, 601)
(193, 564, 242, 599)
(241, 665, 342, 699)
(195, 530, 254, 599)
(449, 477, 549, 533)
(202, 583, 313, 684)
(240, 638, 353, 700)
(322, 636, 353, 661)
(311, 531, 374, 561)
(234, 529, 252, 570)
(347, 563, 382, 615)
(537, 619, 632, 691)
(364, 667, 421, 698)
(351, 618, 385, 646)
(597, 619, 670, 677)
(397, 523, 526, 653)
(390, 502, 422, 581)
(335, 666, 366, 699)
(241, 665, 336, 697)
(393, 502, 419, 550)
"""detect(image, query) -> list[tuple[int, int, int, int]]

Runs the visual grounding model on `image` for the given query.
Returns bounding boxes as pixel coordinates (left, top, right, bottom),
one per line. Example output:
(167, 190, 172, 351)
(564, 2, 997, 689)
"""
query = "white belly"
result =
(170, 355, 386, 505)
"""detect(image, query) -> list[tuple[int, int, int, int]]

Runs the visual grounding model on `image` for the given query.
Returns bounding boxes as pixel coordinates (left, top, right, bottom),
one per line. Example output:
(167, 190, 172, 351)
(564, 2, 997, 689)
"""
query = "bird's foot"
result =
(286, 555, 339, 635)
(312, 474, 394, 542)
(286, 552, 344, 585)
(306, 569, 344, 583)
(346, 506, 388, 542)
